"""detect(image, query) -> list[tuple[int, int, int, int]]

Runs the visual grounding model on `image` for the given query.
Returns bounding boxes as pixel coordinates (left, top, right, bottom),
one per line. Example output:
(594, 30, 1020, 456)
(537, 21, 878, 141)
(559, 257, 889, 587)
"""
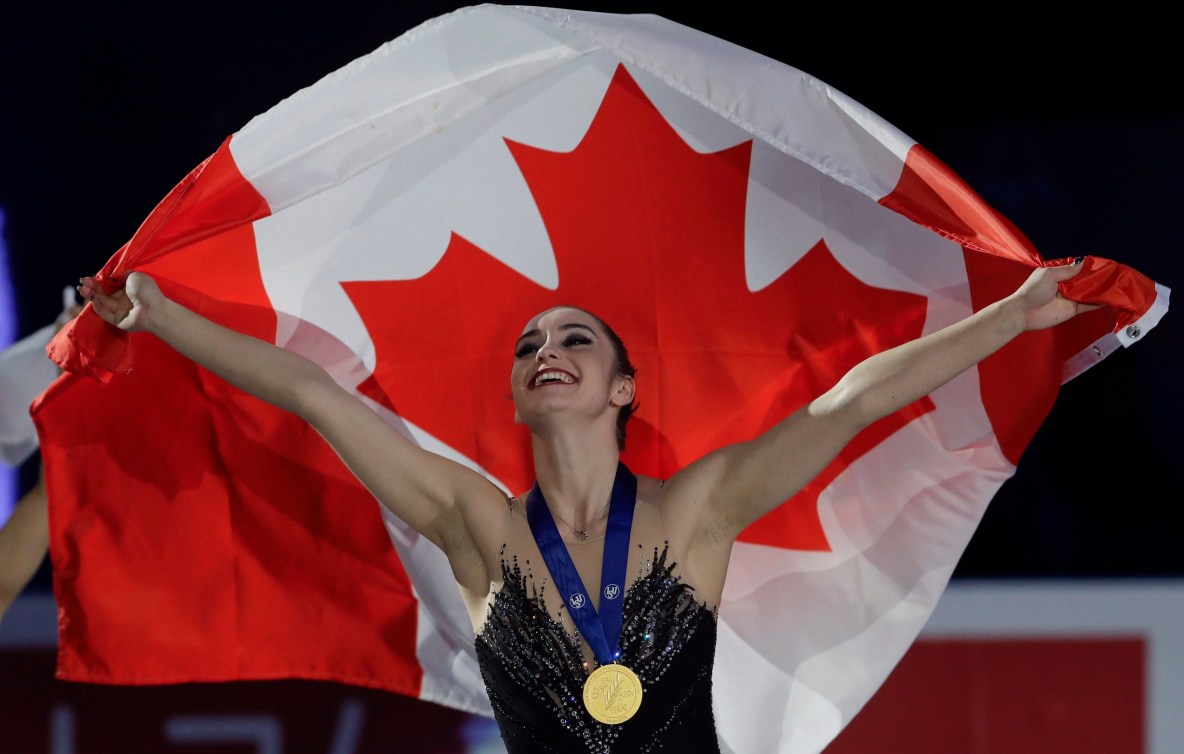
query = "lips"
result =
(530, 367, 577, 389)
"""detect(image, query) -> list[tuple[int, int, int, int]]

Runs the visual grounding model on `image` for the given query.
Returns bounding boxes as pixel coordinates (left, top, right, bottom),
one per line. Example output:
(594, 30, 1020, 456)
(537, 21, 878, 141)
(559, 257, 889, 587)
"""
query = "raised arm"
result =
(669, 258, 1097, 540)
(78, 272, 506, 590)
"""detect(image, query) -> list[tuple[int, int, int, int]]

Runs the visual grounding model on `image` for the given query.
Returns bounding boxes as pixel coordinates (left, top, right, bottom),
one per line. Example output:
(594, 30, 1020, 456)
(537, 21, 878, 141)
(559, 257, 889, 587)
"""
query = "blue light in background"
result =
(458, 714, 507, 753)
(0, 206, 15, 525)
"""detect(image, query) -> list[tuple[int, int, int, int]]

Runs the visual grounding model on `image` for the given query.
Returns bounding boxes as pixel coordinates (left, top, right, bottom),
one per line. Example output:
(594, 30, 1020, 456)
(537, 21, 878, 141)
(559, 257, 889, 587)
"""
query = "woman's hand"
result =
(1011, 257, 1100, 333)
(78, 271, 162, 333)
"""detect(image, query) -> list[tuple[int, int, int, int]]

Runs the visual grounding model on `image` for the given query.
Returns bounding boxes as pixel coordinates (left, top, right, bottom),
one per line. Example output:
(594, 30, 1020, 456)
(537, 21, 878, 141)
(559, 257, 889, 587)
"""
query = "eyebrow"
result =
(515, 322, 597, 347)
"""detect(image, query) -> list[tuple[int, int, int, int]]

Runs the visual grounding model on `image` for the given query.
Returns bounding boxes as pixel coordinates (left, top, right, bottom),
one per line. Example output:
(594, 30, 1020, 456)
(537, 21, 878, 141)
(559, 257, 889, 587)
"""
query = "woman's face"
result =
(510, 307, 632, 428)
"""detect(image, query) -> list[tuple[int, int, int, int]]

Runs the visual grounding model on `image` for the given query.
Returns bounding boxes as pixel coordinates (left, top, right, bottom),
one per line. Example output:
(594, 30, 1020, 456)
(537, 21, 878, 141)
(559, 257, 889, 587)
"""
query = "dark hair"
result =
(575, 308, 639, 450)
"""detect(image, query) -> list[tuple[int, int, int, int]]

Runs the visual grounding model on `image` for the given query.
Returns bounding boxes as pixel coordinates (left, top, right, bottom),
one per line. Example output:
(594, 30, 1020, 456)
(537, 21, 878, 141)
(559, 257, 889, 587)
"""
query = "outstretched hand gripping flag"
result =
(34, 5, 1168, 753)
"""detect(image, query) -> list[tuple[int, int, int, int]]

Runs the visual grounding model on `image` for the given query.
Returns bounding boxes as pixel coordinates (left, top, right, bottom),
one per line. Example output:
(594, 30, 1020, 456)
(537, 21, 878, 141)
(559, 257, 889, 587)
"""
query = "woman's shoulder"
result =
(640, 461, 720, 510)
(635, 472, 667, 497)
(635, 473, 676, 517)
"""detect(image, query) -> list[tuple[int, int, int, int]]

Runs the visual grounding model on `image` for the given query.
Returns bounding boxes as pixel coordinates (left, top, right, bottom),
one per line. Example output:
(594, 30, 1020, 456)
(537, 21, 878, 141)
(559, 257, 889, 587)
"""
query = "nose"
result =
(535, 336, 560, 362)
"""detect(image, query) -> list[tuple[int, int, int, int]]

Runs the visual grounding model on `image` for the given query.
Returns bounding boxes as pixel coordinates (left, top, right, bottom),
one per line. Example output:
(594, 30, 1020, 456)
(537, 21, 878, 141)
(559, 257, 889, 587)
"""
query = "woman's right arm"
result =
(78, 272, 505, 587)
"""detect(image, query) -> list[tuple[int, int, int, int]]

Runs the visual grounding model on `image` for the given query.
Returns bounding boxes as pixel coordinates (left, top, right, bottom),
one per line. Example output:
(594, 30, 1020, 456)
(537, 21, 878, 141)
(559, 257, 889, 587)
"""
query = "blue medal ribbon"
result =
(525, 462, 636, 666)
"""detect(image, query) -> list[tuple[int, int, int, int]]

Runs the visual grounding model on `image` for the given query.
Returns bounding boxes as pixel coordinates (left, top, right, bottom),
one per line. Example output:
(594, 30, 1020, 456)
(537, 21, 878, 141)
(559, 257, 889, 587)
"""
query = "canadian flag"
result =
(33, 5, 1168, 753)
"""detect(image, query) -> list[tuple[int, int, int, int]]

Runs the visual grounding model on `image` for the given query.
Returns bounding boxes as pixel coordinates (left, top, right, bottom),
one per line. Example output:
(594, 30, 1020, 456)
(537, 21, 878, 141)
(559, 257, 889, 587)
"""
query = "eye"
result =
(562, 334, 592, 348)
(514, 342, 540, 359)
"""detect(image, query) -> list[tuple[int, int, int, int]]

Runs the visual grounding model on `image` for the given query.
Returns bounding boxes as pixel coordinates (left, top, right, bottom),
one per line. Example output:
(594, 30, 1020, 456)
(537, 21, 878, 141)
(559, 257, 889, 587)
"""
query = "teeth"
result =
(534, 371, 575, 386)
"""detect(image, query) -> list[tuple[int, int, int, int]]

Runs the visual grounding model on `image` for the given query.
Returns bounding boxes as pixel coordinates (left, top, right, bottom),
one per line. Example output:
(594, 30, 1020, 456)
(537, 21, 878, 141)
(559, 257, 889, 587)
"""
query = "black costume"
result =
(476, 544, 721, 753)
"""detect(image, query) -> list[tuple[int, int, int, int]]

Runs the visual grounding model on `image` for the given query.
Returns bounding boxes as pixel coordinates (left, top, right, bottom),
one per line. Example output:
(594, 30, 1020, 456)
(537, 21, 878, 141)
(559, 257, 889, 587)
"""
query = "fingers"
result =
(76, 276, 125, 325)
(77, 275, 102, 302)
(1041, 256, 1087, 283)
(76, 277, 104, 308)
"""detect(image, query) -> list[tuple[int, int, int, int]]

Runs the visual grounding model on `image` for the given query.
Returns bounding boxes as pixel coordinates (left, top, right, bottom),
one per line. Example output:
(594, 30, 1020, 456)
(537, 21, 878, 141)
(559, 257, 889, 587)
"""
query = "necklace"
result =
(549, 497, 612, 542)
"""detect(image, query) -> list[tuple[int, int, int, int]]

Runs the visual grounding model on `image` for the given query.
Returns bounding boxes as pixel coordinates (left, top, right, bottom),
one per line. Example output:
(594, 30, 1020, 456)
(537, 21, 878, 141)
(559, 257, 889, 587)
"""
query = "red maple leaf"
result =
(341, 65, 930, 552)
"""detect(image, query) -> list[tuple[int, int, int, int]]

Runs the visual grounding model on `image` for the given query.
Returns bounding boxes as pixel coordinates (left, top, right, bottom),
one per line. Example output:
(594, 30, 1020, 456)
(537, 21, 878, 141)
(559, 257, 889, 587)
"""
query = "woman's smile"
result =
(530, 367, 578, 390)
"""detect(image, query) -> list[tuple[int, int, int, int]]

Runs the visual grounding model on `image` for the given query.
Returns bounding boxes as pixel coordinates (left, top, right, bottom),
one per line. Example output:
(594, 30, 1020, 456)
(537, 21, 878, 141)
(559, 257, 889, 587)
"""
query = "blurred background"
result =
(1, 1, 1179, 752)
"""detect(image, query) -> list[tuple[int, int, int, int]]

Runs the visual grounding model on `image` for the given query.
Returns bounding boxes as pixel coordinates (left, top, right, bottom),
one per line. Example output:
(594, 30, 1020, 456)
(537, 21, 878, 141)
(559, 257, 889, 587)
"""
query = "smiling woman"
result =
(26, 5, 1171, 754)
(512, 308, 638, 453)
(78, 245, 1100, 752)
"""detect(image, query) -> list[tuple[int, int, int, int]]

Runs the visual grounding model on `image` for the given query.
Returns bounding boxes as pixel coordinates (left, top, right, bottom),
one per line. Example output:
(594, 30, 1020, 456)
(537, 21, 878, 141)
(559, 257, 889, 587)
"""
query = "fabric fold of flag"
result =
(32, 5, 1169, 753)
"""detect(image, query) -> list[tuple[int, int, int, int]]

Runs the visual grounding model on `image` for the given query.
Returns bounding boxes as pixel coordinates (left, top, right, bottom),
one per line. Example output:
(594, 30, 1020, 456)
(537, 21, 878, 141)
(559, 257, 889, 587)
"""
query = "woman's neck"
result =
(531, 428, 620, 525)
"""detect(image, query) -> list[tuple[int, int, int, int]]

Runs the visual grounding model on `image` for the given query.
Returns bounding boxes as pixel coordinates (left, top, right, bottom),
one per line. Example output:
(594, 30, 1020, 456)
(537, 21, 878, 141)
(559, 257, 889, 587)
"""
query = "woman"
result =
(79, 258, 1093, 752)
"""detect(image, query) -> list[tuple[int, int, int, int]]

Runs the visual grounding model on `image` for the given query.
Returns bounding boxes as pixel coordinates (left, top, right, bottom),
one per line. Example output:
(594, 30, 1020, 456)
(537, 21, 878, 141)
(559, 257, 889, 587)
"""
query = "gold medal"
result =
(582, 662, 643, 724)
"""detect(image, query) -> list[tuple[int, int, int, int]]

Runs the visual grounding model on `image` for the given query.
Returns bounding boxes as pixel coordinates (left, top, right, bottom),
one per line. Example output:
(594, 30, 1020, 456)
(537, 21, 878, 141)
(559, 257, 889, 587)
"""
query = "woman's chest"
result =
(482, 539, 714, 670)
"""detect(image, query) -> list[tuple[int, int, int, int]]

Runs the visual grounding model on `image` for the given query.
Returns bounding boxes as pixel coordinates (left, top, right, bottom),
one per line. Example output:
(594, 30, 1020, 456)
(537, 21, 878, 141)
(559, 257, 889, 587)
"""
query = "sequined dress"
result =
(475, 544, 721, 753)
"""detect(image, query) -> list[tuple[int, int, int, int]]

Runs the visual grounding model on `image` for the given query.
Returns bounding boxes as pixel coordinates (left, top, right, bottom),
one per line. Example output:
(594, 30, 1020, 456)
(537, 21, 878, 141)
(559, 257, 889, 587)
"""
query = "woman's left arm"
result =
(670, 258, 1096, 539)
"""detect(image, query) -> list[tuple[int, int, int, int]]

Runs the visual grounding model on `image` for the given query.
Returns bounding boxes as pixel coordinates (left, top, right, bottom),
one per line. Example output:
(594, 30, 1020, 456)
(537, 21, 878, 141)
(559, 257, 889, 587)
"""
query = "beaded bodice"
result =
(475, 544, 721, 753)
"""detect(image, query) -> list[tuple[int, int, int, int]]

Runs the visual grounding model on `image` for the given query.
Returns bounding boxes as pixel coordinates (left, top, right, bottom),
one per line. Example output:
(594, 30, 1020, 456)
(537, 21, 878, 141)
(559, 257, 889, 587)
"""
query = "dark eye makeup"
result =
(514, 332, 593, 359)
(514, 342, 540, 359)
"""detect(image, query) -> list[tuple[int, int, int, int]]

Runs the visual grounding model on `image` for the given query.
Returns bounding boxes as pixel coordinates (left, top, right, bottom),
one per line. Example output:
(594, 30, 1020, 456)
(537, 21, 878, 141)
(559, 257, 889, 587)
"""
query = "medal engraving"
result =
(583, 663, 643, 724)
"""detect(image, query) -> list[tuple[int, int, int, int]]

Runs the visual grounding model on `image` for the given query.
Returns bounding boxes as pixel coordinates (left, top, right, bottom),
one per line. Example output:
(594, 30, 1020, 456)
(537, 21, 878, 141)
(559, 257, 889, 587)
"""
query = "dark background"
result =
(1, 0, 1180, 586)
